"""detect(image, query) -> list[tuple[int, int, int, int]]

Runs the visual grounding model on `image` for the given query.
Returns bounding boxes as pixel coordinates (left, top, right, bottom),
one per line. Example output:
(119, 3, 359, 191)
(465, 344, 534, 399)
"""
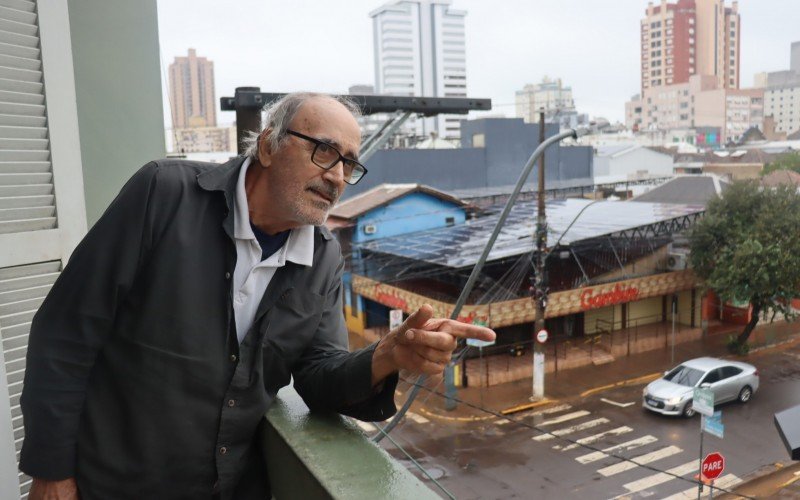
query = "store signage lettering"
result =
(374, 289, 408, 310)
(580, 284, 640, 310)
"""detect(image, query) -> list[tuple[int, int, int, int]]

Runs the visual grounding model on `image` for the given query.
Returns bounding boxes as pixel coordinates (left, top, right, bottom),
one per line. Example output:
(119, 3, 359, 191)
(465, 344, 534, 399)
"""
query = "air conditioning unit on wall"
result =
(667, 252, 687, 271)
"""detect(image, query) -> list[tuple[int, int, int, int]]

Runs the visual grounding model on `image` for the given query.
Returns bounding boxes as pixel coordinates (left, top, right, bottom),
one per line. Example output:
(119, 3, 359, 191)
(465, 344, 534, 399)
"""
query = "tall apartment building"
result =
(370, 0, 467, 140)
(168, 48, 217, 129)
(759, 42, 800, 136)
(515, 77, 587, 129)
(641, 0, 740, 93)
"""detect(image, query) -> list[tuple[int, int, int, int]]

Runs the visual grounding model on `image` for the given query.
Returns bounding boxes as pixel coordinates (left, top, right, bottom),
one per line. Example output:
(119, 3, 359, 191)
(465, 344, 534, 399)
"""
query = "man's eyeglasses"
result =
(285, 129, 368, 185)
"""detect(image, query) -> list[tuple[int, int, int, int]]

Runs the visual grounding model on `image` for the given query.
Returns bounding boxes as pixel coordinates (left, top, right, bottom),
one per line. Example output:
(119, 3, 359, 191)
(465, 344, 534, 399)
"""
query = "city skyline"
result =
(156, 0, 797, 128)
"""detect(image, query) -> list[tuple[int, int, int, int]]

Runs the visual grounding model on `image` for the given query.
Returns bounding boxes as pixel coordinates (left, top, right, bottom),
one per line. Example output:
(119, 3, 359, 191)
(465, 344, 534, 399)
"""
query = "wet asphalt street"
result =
(367, 343, 800, 499)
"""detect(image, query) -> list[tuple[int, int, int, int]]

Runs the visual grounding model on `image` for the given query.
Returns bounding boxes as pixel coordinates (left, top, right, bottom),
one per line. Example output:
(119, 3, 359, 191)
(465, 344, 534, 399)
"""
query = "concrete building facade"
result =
(760, 42, 800, 136)
(627, 75, 762, 144)
(641, 0, 740, 93)
(344, 118, 593, 199)
(515, 77, 588, 130)
(171, 126, 236, 154)
(168, 48, 217, 129)
(370, 0, 468, 139)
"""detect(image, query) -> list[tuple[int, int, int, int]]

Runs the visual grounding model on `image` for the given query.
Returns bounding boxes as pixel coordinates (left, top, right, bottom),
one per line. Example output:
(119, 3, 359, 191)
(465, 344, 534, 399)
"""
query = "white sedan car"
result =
(643, 357, 759, 417)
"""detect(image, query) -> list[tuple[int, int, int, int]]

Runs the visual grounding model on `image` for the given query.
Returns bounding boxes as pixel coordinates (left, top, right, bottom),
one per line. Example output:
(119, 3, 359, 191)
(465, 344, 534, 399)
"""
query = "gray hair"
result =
(243, 92, 362, 161)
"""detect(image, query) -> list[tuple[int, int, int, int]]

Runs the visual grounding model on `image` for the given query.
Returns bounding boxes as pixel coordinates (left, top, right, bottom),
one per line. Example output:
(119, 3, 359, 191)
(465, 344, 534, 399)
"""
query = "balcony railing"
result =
(262, 386, 439, 499)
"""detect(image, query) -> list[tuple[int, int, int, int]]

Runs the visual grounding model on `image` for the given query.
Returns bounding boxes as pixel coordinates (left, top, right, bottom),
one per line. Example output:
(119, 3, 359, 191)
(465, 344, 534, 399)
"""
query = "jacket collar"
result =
(196, 154, 333, 242)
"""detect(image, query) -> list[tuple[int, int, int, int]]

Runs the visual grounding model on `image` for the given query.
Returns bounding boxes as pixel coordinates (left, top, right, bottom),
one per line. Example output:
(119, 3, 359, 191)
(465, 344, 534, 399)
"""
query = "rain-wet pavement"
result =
(358, 335, 800, 499)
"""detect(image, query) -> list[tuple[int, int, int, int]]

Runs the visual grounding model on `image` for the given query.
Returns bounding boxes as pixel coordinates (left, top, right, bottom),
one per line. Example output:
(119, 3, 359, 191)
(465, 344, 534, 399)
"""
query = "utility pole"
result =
(532, 109, 547, 400)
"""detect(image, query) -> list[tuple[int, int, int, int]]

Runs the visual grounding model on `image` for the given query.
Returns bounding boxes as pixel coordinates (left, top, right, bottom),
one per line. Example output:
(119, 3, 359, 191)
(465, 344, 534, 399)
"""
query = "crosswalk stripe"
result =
(496, 403, 573, 425)
(660, 474, 741, 499)
(618, 461, 698, 496)
(597, 445, 682, 477)
(559, 426, 633, 451)
(533, 418, 609, 441)
(538, 410, 591, 427)
(576, 435, 658, 464)
(407, 412, 429, 424)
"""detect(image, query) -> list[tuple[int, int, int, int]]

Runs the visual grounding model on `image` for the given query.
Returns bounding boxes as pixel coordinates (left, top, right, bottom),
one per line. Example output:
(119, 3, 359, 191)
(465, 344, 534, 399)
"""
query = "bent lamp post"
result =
(373, 127, 584, 443)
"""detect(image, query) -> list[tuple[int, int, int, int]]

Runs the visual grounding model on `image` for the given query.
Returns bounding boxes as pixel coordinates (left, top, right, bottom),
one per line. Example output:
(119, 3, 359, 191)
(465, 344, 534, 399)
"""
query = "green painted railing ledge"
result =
(261, 386, 440, 500)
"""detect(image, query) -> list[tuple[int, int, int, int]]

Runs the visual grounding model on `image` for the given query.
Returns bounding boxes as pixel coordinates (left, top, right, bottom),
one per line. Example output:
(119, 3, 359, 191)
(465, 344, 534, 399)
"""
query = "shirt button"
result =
(227, 399, 236, 407)
(219, 446, 227, 455)
(225, 272, 231, 279)
(230, 354, 238, 363)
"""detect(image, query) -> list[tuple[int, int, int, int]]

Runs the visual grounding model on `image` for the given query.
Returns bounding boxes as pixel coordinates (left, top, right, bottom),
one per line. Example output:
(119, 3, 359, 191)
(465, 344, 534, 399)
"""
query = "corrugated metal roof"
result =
(358, 198, 704, 268)
(632, 176, 729, 205)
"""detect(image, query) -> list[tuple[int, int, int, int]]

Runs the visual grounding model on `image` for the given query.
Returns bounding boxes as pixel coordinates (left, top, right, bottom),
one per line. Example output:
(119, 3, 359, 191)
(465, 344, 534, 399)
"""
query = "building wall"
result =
(765, 85, 800, 135)
(343, 118, 593, 199)
(353, 193, 466, 243)
(596, 148, 674, 179)
(68, 0, 166, 225)
(371, 0, 467, 139)
(641, 0, 738, 93)
(0, 1, 161, 495)
(168, 48, 216, 129)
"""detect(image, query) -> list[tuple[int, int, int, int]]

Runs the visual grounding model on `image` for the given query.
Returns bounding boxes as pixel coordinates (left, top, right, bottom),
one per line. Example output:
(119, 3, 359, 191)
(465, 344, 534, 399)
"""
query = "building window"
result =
(445, 216, 455, 227)
(472, 133, 485, 147)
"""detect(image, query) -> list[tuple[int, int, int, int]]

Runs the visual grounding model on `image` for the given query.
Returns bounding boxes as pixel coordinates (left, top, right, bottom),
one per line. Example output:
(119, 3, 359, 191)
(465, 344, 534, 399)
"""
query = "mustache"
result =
(308, 181, 339, 202)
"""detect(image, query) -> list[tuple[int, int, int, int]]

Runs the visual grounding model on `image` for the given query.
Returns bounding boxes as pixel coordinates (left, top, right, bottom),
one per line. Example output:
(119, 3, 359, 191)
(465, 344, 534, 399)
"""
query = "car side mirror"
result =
(700, 383, 711, 388)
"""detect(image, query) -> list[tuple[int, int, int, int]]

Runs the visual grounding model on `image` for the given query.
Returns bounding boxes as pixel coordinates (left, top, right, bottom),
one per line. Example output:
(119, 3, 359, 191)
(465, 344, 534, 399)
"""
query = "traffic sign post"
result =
(701, 452, 725, 499)
(693, 387, 715, 417)
(702, 452, 725, 480)
(702, 411, 724, 439)
(536, 329, 549, 344)
(693, 388, 715, 499)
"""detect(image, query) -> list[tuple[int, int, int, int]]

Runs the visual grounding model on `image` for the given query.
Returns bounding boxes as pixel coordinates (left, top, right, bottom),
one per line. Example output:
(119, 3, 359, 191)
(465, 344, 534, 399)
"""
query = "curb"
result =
(417, 407, 496, 422)
(579, 372, 662, 398)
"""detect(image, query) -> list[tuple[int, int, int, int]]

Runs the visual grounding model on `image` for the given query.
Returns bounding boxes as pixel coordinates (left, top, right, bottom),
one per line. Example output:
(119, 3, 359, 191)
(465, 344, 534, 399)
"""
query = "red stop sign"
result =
(702, 452, 725, 480)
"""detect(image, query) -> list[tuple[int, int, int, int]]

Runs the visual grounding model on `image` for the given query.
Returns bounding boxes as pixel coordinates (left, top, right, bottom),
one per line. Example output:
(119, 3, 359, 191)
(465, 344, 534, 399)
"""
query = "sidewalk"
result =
(410, 318, 800, 421)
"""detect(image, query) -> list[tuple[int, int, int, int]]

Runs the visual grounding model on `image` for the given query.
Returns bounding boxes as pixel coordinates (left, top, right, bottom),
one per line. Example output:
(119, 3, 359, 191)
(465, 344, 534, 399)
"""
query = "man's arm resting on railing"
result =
(28, 477, 79, 500)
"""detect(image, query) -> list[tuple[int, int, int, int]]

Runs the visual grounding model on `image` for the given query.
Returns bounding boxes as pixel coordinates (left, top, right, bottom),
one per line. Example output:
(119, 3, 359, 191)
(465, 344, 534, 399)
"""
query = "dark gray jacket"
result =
(19, 157, 397, 499)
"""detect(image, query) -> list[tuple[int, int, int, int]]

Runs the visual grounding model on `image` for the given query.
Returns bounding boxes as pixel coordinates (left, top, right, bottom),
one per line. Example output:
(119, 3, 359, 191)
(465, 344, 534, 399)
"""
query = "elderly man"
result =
(19, 92, 495, 499)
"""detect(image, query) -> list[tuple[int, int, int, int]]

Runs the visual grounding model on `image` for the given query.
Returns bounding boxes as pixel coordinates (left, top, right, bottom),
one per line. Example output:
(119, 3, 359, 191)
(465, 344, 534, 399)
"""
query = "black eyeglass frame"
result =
(285, 129, 368, 185)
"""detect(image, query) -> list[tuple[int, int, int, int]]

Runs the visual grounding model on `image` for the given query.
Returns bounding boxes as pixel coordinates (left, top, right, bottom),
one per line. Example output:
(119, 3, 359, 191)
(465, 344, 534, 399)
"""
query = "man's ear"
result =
(257, 129, 273, 168)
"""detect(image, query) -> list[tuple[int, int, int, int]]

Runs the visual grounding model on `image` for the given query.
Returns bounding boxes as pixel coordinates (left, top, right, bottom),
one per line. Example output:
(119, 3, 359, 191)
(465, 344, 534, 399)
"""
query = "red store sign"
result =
(580, 284, 640, 310)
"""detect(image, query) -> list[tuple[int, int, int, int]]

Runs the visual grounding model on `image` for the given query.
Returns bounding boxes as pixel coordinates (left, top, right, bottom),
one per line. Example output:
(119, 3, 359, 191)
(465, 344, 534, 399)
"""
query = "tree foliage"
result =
(689, 181, 800, 347)
(762, 151, 800, 176)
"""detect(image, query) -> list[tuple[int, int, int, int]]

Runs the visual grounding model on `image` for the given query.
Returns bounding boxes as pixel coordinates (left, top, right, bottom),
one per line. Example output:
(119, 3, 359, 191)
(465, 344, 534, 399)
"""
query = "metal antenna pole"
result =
(373, 128, 579, 442)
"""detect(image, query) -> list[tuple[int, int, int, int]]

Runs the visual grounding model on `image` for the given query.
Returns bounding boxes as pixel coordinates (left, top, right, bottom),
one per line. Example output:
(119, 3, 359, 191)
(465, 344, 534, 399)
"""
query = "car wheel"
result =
(682, 402, 696, 418)
(738, 385, 753, 403)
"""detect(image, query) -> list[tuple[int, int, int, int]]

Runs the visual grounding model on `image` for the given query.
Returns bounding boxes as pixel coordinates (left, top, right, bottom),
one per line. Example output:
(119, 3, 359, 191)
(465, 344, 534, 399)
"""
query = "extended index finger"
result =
(432, 319, 496, 342)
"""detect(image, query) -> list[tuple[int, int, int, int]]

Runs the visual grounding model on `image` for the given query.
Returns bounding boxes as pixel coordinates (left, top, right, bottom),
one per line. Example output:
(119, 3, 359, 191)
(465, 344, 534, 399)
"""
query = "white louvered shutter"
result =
(0, 260, 59, 498)
(0, 0, 55, 236)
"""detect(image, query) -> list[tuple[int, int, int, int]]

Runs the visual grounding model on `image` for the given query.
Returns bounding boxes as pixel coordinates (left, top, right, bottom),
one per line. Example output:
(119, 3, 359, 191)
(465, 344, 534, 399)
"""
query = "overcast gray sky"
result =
(156, 0, 798, 128)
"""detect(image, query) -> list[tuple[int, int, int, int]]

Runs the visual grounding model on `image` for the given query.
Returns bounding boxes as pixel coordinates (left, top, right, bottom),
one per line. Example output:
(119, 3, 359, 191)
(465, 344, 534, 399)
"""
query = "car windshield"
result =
(664, 365, 705, 387)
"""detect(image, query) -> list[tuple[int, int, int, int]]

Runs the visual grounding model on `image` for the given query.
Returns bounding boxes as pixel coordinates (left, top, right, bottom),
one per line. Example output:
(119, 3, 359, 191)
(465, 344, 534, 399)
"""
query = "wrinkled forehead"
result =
(289, 97, 361, 157)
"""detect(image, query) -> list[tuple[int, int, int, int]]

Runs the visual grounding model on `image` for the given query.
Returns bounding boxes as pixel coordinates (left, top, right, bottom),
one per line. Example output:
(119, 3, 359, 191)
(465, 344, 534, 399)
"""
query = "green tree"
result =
(762, 151, 800, 176)
(689, 181, 800, 348)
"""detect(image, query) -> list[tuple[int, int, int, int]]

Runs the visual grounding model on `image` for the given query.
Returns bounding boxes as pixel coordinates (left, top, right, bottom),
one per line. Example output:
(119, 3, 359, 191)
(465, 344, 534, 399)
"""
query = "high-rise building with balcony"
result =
(640, 0, 740, 93)
(370, 0, 468, 140)
(168, 48, 217, 129)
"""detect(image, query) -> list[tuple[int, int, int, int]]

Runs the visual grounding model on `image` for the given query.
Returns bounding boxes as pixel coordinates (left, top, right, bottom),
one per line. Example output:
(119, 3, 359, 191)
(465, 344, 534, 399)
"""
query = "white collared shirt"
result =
(232, 157, 315, 343)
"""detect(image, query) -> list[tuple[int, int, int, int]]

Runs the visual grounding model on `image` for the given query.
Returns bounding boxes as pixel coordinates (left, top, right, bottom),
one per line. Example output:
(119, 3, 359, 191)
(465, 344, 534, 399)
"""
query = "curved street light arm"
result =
(373, 128, 579, 442)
